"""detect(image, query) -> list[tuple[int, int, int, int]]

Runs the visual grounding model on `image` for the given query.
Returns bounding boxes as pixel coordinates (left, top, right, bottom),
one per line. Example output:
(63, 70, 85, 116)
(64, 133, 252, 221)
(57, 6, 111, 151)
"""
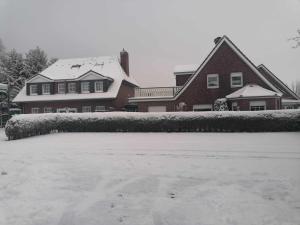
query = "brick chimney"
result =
(120, 49, 129, 76)
(214, 37, 222, 45)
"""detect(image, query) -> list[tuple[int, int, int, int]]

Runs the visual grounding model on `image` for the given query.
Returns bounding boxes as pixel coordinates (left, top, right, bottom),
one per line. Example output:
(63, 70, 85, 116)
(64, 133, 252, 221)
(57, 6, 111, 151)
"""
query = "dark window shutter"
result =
(103, 80, 108, 92)
(38, 84, 42, 95)
(77, 82, 81, 93)
(26, 84, 30, 95)
(50, 83, 54, 94)
(65, 82, 68, 93)
(90, 81, 95, 93)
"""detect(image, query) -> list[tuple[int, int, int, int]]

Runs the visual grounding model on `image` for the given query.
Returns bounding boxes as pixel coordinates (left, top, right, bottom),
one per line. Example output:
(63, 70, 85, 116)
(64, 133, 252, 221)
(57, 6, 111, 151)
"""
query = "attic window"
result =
(71, 64, 81, 69)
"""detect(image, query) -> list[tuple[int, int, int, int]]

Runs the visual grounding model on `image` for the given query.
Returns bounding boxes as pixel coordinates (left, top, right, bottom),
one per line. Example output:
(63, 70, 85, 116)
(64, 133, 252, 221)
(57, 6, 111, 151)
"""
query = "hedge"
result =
(5, 110, 300, 140)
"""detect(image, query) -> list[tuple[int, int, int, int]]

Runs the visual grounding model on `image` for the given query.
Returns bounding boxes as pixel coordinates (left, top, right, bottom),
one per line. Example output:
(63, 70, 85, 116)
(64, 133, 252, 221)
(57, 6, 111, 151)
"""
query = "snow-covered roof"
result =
(0, 83, 8, 90)
(39, 56, 138, 85)
(174, 64, 198, 74)
(226, 84, 282, 99)
(13, 56, 139, 103)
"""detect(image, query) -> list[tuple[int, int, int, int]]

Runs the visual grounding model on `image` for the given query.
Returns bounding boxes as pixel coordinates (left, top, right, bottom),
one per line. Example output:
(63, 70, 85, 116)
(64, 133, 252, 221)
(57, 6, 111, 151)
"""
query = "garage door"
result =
(148, 106, 167, 112)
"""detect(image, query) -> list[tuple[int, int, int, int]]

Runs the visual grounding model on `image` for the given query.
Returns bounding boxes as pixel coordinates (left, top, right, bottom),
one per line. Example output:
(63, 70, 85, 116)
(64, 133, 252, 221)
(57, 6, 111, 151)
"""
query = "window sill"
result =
(207, 86, 219, 89)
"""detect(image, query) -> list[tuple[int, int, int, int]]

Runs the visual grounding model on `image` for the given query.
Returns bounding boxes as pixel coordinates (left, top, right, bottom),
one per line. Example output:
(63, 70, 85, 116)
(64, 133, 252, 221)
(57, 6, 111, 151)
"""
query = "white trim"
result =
(77, 70, 108, 81)
(128, 97, 174, 103)
(57, 83, 65, 94)
(207, 74, 219, 89)
(27, 74, 53, 83)
(81, 81, 90, 93)
(249, 100, 266, 111)
(94, 80, 104, 93)
(42, 83, 51, 95)
(174, 36, 282, 100)
(230, 72, 243, 88)
(226, 96, 280, 100)
(30, 84, 38, 96)
(258, 64, 300, 100)
(31, 107, 39, 114)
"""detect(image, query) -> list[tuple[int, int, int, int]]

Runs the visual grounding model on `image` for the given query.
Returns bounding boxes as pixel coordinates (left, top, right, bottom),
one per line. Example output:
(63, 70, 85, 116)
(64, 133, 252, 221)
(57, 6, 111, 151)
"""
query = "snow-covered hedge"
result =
(5, 110, 300, 140)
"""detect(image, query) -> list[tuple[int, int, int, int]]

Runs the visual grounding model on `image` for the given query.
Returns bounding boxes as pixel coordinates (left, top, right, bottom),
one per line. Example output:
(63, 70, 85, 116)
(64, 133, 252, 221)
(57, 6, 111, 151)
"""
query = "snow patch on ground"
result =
(0, 130, 300, 225)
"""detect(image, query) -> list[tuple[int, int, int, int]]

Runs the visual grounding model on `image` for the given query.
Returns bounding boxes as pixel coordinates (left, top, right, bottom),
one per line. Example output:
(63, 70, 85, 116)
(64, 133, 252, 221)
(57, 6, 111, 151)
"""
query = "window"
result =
(58, 83, 65, 94)
(42, 84, 50, 95)
(30, 84, 38, 95)
(95, 105, 106, 112)
(231, 72, 243, 88)
(250, 101, 266, 111)
(81, 82, 90, 93)
(44, 107, 52, 113)
(82, 106, 91, 112)
(95, 81, 104, 92)
(193, 104, 212, 111)
(231, 102, 239, 111)
(31, 107, 39, 114)
(68, 83, 76, 93)
(207, 74, 219, 88)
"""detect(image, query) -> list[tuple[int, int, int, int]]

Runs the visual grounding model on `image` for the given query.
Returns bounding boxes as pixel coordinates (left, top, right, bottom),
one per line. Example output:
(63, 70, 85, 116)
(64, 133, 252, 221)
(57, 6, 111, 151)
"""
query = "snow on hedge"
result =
(5, 110, 300, 140)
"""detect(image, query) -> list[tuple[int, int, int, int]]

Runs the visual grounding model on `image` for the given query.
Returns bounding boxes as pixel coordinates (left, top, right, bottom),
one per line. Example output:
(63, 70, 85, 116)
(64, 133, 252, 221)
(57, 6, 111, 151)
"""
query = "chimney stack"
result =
(214, 37, 222, 45)
(120, 49, 129, 76)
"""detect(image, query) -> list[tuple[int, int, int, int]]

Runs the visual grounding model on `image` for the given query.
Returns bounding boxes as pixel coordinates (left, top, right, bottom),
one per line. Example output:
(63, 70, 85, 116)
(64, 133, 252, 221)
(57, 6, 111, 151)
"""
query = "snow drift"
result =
(5, 110, 300, 140)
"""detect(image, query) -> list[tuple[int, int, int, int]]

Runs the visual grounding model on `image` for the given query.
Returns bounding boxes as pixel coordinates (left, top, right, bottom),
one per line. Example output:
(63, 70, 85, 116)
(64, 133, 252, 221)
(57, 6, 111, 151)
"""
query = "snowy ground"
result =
(0, 129, 300, 225)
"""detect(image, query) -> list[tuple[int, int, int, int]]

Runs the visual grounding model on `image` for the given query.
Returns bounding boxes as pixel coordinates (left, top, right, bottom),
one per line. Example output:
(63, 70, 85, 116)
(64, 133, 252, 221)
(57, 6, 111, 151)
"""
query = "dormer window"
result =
(81, 82, 90, 93)
(95, 81, 104, 92)
(231, 72, 243, 88)
(30, 84, 38, 95)
(58, 83, 65, 94)
(42, 84, 50, 95)
(68, 83, 76, 93)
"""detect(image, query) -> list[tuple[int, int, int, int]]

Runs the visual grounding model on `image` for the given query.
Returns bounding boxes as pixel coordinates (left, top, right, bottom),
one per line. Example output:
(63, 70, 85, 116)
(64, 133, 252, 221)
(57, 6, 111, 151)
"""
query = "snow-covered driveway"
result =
(0, 129, 300, 225)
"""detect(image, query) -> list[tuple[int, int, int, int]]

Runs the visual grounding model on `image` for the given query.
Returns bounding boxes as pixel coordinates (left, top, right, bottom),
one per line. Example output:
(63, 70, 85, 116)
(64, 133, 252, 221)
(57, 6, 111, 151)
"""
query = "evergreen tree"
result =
(0, 49, 26, 101)
(23, 46, 48, 79)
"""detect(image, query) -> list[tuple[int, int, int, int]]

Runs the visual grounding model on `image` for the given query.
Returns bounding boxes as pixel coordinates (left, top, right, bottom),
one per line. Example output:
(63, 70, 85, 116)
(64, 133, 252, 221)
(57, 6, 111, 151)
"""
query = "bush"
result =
(5, 110, 300, 140)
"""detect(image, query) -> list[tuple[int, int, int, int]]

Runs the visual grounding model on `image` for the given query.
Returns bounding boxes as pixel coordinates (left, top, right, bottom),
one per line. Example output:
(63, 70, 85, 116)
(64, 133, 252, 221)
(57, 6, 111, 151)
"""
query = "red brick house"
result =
(129, 36, 300, 111)
(13, 50, 139, 113)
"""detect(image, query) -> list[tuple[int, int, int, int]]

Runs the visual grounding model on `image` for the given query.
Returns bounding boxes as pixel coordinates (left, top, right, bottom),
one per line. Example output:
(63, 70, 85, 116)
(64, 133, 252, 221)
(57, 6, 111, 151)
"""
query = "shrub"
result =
(5, 110, 300, 140)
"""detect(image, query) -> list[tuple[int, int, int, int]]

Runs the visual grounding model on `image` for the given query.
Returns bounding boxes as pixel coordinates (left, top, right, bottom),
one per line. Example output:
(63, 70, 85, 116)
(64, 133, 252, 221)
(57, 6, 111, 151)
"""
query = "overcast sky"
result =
(0, 0, 299, 87)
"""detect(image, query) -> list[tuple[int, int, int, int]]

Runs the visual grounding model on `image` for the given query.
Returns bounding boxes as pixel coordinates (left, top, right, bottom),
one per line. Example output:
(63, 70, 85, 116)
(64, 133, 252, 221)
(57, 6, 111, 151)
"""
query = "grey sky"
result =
(0, 0, 299, 87)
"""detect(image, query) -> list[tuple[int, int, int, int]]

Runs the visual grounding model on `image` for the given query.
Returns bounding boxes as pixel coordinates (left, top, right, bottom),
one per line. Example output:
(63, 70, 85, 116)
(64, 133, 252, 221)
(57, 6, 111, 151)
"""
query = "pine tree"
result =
(0, 49, 26, 101)
(23, 46, 48, 79)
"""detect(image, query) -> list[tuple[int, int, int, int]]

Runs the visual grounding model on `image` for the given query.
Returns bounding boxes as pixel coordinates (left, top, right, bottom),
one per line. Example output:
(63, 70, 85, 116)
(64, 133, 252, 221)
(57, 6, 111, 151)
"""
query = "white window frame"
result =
(82, 106, 92, 112)
(68, 83, 76, 93)
(31, 107, 39, 114)
(81, 82, 90, 93)
(94, 81, 104, 92)
(207, 74, 219, 89)
(58, 83, 65, 94)
(95, 105, 106, 112)
(250, 101, 266, 111)
(30, 84, 38, 95)
(231, 102, 239, 111)
(42, 83, 50, 95)
(44, 107, 52, 113)
(230, 72, 243, 88)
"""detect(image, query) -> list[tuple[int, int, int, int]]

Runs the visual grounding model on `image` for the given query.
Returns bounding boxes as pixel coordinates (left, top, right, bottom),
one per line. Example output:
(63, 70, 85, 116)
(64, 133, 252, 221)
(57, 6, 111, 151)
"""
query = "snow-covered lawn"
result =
(0, 129, 300, 225)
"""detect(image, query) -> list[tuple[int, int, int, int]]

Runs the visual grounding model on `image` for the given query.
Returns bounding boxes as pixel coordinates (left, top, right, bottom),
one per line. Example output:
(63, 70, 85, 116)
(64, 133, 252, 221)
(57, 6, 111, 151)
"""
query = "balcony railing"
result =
(134, 86, 182, 98)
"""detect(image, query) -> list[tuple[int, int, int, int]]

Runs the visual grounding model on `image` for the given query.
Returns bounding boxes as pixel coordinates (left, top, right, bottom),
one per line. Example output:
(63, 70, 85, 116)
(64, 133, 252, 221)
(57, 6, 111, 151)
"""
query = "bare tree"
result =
(289, 29, 300, 48)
